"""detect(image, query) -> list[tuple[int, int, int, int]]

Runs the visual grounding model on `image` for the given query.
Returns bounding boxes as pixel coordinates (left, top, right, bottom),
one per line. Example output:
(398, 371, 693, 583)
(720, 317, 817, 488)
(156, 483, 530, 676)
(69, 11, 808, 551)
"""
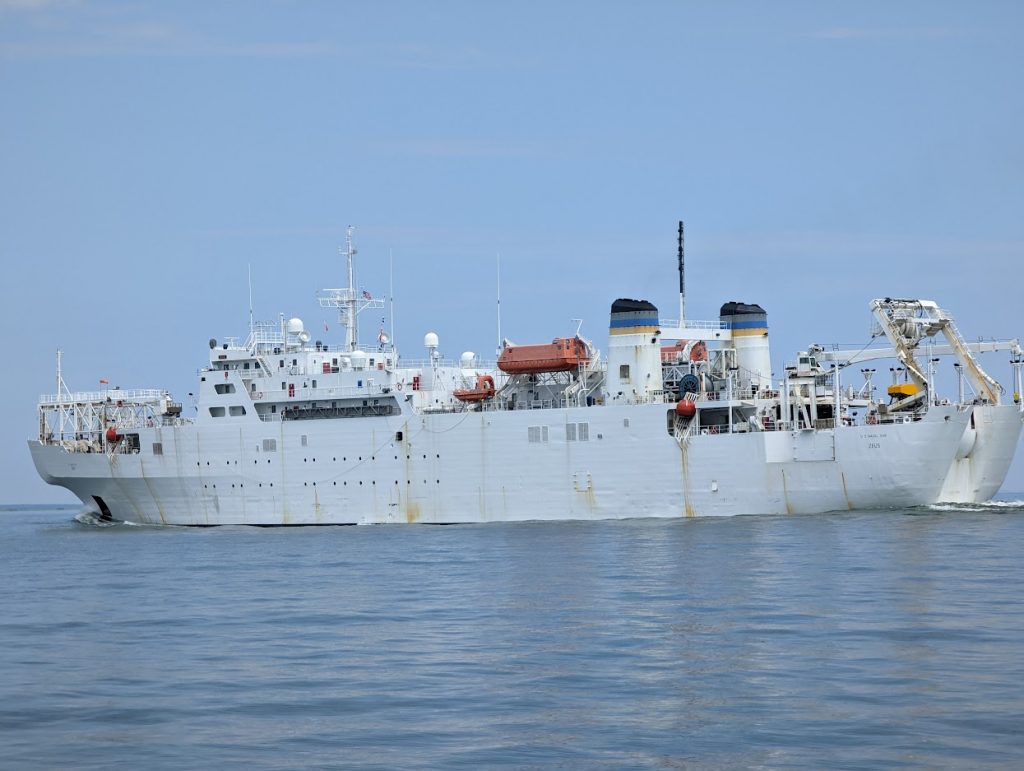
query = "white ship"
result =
(31, 226, 1024, 525)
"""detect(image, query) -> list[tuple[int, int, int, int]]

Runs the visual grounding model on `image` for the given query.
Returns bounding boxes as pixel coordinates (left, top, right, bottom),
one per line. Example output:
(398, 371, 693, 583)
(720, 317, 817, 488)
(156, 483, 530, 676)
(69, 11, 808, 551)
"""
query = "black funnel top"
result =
(719, 301, 766, 317)
(611, 298, 658, 314)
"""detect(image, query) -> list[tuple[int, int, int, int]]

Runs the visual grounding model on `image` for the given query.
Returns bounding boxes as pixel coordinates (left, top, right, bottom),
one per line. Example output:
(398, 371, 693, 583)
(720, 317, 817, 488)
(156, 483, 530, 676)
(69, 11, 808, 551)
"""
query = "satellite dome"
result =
(424, 332, 439, 348)
(286, 318, 305, 335)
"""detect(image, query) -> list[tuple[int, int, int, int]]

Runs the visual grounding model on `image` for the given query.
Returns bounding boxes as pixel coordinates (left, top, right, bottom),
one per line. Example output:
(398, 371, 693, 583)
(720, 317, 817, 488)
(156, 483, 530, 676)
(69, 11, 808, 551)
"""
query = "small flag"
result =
(324, 322, 329, 332)
(362, 290, 372, 300)
(99, 378, 109, 385)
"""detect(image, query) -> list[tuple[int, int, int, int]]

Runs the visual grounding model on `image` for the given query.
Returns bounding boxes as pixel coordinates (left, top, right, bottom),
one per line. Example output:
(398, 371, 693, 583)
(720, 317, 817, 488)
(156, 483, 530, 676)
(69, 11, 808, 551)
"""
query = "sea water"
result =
(2, 501, 1023, 769)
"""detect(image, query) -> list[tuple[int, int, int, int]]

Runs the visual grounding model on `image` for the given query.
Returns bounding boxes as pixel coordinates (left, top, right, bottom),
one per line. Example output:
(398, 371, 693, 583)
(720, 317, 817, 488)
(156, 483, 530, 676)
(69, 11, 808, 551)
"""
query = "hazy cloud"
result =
(0, 0, 67, 10)
(368, 137, 540, 159)
(378, 42, 490, 71)
(705, 231, 1023, 265)
(0, 37, 334, 58)
(0, 4, 333, 58)
(814, 26, 955, 41)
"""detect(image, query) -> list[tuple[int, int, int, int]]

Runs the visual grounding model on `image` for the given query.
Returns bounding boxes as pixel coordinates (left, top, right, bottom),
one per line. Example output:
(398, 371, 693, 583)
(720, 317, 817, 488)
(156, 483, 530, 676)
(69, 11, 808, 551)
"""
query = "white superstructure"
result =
(30, 227, 1024, 525)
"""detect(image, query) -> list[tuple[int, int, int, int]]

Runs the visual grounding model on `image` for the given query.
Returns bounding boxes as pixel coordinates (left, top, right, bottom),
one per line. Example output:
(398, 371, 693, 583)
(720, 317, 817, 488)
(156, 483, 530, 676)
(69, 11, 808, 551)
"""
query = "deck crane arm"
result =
(869, 298, 1002, 405)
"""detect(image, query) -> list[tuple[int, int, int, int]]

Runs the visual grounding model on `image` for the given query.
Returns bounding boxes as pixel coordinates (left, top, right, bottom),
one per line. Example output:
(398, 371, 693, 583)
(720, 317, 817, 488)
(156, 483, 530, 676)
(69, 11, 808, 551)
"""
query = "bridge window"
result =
(209, 406, 226, 417)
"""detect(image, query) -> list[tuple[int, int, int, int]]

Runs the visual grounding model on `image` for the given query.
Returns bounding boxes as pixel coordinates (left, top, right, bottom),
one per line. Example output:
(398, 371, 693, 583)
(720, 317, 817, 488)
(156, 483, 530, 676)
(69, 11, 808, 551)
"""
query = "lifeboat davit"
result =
(497, 337, 590, 374)
(454, 374, 496, 402)
(661, 340, 708, 363)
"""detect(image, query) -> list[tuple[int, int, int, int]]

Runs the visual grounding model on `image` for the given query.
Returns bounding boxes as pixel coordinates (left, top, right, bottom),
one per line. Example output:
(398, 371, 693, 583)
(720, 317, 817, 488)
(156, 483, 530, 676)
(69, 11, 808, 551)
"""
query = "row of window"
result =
(209, 406, 247, 417)
(185, 447, 443, 463)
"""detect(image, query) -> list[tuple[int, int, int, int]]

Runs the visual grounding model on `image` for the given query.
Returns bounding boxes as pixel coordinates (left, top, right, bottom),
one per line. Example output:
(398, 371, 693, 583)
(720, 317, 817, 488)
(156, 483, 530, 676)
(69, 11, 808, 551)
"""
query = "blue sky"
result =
(2, 1, 1023, 503)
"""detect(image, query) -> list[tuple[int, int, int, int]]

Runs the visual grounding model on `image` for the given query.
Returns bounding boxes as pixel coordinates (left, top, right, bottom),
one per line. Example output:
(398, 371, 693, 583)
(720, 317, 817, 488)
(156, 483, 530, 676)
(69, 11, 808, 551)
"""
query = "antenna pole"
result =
(389, 248, 396, 355)
(496, 253, 502, 356)
(677, 221, 685, 323)
(248, 263, 254, 339)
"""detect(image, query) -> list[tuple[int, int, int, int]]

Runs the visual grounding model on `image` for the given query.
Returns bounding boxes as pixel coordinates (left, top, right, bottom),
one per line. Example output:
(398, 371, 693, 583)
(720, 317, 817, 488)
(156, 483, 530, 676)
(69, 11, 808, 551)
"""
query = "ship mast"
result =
(344, 226, 357, 349)
(318, 225, 384, 351)
(677, 220, 685, 323)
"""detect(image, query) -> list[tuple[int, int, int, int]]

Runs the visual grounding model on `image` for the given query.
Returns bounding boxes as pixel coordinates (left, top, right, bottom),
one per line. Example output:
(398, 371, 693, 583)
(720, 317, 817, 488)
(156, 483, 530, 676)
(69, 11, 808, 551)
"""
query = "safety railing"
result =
(39, 388, 167, 405)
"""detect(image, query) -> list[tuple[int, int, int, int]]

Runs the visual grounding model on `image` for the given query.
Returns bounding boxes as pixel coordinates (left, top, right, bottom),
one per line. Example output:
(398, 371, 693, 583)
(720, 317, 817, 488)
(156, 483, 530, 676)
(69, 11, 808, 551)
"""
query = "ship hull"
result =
(29, 403, 1023, 526)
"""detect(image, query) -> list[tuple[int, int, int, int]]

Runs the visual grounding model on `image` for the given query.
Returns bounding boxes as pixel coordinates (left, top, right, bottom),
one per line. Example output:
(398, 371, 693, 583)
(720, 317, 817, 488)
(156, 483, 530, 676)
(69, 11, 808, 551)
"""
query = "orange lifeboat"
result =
(497, 337, 590, 374)
(454, 374, 496, 402)
(661, 340, 708, 363)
